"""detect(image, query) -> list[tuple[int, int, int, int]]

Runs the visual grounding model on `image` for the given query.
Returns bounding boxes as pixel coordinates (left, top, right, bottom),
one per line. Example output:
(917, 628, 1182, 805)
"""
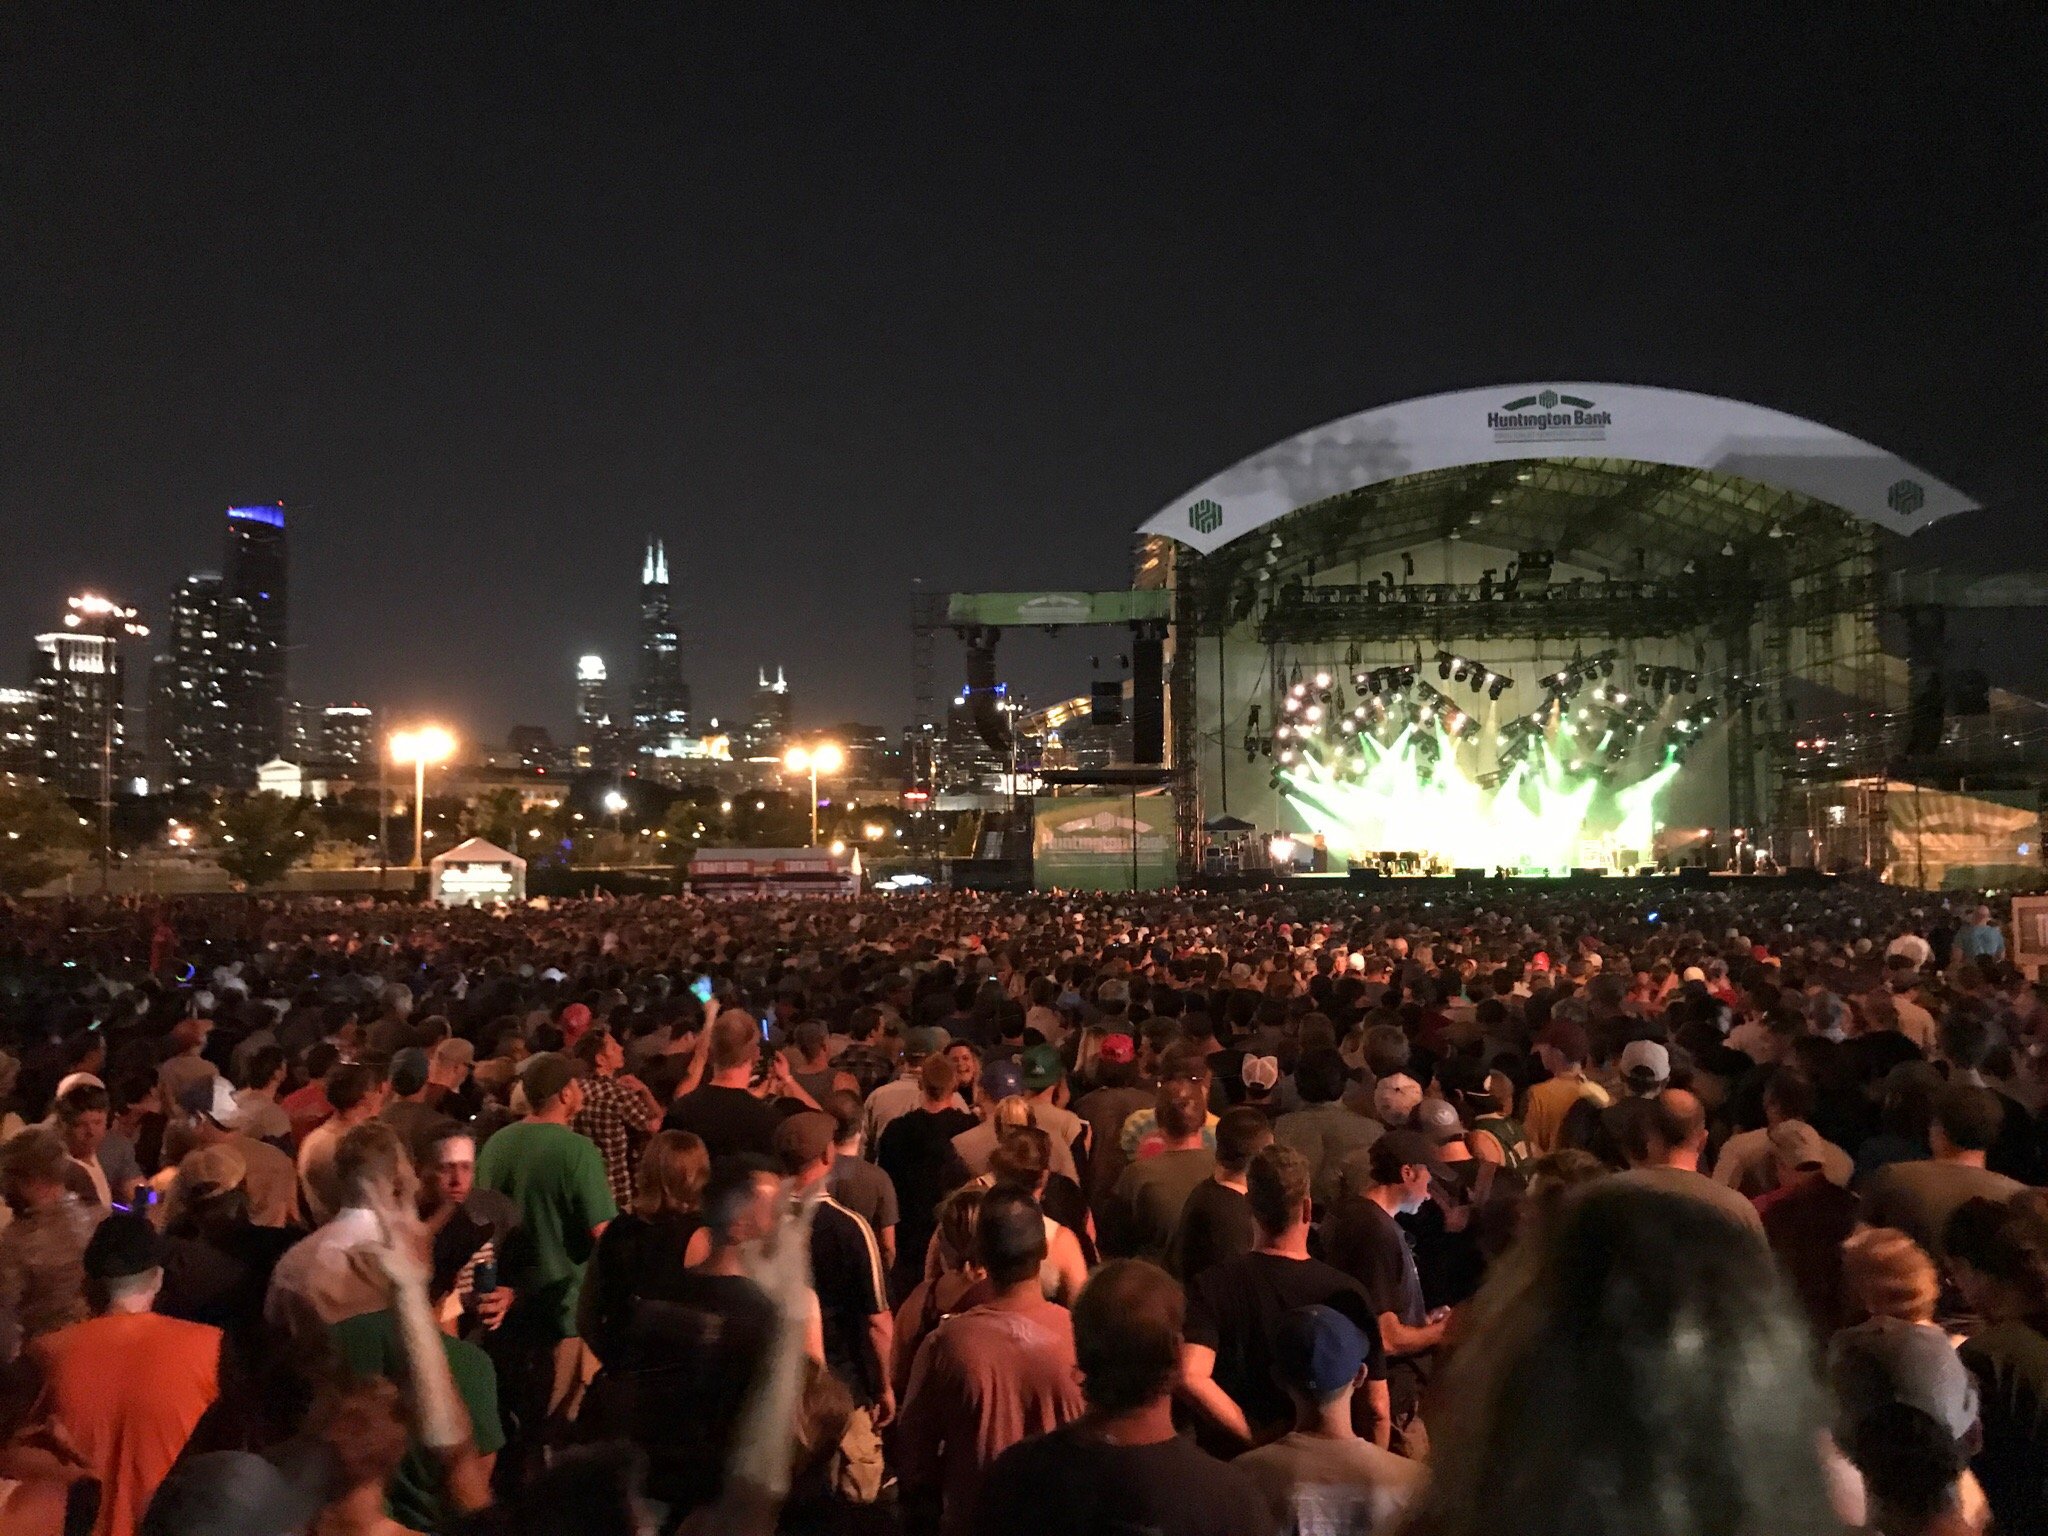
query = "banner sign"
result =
(1033, 794, 1176, 891)
(947, 591, 1170, 627)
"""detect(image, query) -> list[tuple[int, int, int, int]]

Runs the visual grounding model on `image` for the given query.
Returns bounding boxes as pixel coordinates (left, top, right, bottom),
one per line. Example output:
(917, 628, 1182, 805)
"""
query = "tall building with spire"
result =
(632, 535, 690, 756)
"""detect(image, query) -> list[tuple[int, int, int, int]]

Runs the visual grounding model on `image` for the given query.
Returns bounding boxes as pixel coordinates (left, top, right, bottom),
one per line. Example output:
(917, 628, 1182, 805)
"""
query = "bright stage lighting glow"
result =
(1279, 723, 1685, 873)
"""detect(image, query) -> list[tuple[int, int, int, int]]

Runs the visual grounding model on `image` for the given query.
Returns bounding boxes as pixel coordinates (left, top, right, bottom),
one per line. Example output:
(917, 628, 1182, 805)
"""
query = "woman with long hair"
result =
(1403, 1181, 1841, 1536)
(577, 1131, 712, 1364)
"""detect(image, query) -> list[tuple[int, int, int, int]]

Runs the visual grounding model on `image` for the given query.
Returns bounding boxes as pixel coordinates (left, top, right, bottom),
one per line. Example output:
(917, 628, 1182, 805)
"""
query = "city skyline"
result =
(4, 10, 2045, 739)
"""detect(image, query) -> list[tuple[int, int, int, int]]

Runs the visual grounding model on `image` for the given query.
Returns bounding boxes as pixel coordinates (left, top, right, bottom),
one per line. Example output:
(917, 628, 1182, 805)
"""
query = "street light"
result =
(783, 741, 843, 847)
(389, 725, 456, 869)
(603, 788, 629, 854)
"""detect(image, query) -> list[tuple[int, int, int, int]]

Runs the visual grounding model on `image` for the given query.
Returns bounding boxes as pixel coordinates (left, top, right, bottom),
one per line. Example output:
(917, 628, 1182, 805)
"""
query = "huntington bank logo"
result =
(1887, 479, 1926, 517)
(1188, 497, 1223, 534)
(1488, 389, 1612, 444)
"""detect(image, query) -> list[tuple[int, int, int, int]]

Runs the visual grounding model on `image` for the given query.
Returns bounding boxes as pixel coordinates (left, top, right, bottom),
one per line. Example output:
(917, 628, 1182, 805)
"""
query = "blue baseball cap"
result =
(1273, 1305, 1372, 1396)
(979, 1059, 1025, 1102)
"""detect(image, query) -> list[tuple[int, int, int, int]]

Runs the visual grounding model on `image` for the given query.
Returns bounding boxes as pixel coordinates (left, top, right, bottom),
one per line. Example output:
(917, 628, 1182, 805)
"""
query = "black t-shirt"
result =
(977, 1424, 1269, 1536)
(1167, 1178, 1254, 1283)
(811, 1196, 889, 1406)
(877, 1106, 978, 1262)
(592, 1267, 776, 1513)
(1323, 1194, 1427, 1331)
(1183, 1250, 1386, 1440)
(661, 1084, 789, 1160)
(584, 1211, 705, 1367)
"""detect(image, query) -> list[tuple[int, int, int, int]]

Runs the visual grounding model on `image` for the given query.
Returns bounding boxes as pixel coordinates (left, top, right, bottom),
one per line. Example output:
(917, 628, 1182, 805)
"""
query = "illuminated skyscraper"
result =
(33, 596, 145, 797)
(319, 703, 375, 767)
(148, 571, 230, 788)
(632, 536, 690, 757)
(575, 653, 622, 769)
(220, 504, 289, 782)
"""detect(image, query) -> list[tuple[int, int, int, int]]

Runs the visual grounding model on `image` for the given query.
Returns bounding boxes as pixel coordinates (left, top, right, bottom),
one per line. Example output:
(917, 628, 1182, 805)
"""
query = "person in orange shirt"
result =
(27, 1215, 222, 1536)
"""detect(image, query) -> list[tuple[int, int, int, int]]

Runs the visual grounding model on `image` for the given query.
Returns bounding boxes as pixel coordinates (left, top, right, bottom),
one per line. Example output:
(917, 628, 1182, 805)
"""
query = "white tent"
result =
(429, 836, 527, 906)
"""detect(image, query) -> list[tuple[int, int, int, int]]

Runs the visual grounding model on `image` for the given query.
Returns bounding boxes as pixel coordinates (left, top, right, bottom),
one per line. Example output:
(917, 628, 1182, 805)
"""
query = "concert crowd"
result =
(0, 880, 2041, 1536)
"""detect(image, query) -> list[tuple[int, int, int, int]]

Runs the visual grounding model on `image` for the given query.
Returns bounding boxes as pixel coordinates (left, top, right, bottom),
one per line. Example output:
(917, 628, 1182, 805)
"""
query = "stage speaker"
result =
(1090, 680, 1124, 726)
(1571, 867, 1607, 879)
(1130, 624, 1165, 764)
(1347, 866, 1384, 883)
(1677, 865, 1710, 886)
(1453, 868, 1485, 881)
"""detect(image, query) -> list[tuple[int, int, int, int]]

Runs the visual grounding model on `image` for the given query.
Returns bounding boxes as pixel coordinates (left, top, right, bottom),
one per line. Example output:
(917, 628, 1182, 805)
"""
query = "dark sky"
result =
(5, 5, 2045, 745)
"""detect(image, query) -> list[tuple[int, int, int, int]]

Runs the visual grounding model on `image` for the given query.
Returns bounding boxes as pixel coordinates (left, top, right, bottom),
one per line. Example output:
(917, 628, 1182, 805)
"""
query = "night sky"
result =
(5, 6, 2045, 745)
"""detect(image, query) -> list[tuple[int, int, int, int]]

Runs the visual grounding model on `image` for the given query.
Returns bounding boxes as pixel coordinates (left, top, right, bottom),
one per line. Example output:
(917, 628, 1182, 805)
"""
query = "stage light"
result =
(1685, 672, 1699, 693)
(1289, 681, 1306, 699)
(1314, 671, 1331, 690)
(1636, 665, 1654, 688)
(1468, 669, 1486, 694)
(1437, 652, 1452, 680)
(1304, 704, 1323, 724)
(1488, 674, 1511, 700)
(1721, 542, 1736, 557)
(1283, 695, 1300, 714)
(1599, 657, 1615, 678)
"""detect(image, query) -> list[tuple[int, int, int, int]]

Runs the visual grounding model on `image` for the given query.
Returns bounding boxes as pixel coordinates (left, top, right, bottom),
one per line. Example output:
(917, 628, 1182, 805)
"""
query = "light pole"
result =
(783, 741, 843, 847)
(64, 595, 146, 894)
(389, 726, 455, 870)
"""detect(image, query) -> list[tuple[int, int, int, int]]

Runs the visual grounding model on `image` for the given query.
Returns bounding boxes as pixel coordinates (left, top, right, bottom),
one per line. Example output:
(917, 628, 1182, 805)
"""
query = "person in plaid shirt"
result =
(570, 1027, 663, 1208)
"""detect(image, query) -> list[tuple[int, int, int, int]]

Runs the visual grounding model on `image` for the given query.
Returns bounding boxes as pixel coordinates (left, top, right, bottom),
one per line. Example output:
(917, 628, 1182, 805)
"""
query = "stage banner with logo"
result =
(1033, 795, 1176, 891)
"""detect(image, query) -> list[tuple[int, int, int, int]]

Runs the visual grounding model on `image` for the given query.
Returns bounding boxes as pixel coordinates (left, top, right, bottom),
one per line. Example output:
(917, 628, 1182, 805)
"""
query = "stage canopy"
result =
(1141, 383, 1976, 559)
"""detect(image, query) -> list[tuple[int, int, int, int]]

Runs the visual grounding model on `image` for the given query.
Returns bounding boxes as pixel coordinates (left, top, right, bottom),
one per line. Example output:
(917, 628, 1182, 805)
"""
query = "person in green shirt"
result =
(474, 1052, 619, 1339)
(473, 1051, 617, 1470)
(331, 1305, 506, 1533)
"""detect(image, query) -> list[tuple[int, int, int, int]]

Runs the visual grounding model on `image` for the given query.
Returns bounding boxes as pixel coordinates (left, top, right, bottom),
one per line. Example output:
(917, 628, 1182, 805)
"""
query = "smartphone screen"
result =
(691, 976, 714, 1004)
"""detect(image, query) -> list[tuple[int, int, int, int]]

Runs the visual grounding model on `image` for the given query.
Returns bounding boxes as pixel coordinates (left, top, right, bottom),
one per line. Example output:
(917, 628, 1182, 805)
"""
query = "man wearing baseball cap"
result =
(951, 1059, 1079, 1185)
(31, 1215, 224, 1536)
(1324, 1132, 1452, 1450)
(861, 1023, 957, 1151)
(1234, 1305, 1423, 1535)
(1521, 1019, 1608, 1158)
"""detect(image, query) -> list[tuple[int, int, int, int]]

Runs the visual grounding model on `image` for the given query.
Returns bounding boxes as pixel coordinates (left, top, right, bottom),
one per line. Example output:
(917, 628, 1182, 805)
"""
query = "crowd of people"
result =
(0, 880, 2039, 1536)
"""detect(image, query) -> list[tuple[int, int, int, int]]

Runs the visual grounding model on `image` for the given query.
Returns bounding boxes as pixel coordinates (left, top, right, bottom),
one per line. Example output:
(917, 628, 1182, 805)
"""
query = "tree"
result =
(215, 792, 313, 888)
(466, 787, 526, 851)
(0, 782, 87, 894)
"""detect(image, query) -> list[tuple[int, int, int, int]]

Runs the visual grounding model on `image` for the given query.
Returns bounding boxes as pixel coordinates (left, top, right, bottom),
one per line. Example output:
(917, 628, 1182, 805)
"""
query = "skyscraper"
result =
(0, 689, 39, 780)
(632, 536, 690, 756)
(575, 653, 621, 769)
(220, 504, 289, 783)
(147, 571, 229, 788)
(33, 601, 140, 797)
(745, 665, 793, 758)
(319, 704, 375, 767)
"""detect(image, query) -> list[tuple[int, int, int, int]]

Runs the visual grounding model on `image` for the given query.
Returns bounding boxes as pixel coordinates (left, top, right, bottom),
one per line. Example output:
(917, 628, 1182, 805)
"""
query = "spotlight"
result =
(1685, 672, 1700, 693)
(1437, 652, 1453, 680)
(1488, 674, 1511, 700)
(1290, 681, 1306, 699)
(1314, 671, 1332, 690)
(1468, 669, 1487, 695)
(1283, 695, 1301, 714)
(1451, 659, 1469, 683)
(1636, 665, 1654, 688)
